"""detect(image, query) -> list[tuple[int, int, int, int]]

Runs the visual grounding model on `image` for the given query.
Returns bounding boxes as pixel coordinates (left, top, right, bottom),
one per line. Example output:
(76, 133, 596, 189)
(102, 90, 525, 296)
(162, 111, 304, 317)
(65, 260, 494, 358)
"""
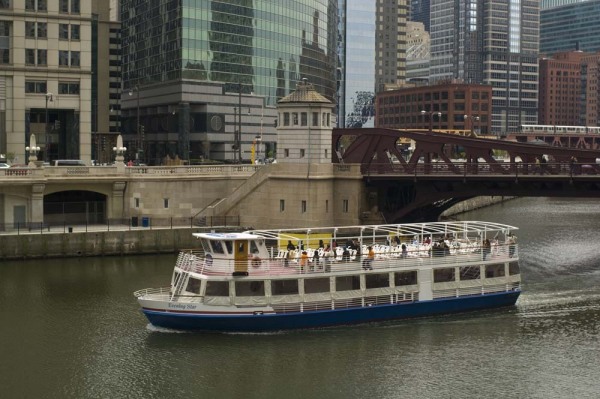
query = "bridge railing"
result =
(362, 161, 600, 176)
(0, 215, 241, 235)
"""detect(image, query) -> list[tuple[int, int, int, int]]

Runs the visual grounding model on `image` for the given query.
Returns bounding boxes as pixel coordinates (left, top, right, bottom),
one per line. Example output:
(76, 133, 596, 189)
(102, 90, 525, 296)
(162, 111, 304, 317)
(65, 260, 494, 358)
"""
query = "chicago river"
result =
(1, 197, 599, 398)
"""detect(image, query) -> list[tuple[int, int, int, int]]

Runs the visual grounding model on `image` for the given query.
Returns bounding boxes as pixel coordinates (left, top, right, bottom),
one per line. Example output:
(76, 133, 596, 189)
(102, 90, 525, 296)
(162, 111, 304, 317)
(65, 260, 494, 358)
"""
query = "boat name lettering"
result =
(168, 303, 196, 310)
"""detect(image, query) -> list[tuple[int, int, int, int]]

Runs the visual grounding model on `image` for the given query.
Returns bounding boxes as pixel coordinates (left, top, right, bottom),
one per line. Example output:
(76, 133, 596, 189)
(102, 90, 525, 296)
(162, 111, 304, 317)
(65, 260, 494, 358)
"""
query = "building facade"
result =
(120, 0, 338, 164)
(540, 0, 600, 56)
(538, 51, 585, 126)
(0, 0, 93, 164)
(409, 0, 430, 32)
(337, 0, 407, 129)
(429, 0, 539, 135)
(405, 21, 430, 82)
(375, 82, 493, 135)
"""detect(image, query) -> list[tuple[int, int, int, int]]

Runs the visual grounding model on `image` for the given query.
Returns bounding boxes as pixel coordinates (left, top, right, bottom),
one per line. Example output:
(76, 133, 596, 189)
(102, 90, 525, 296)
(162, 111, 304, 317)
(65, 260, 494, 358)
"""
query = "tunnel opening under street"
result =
(44, 191, 107, 225)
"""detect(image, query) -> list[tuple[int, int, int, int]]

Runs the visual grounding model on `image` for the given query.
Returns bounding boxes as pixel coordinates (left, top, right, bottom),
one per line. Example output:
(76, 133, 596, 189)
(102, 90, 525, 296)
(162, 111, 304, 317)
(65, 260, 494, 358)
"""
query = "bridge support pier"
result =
(31, 183, 45, 225)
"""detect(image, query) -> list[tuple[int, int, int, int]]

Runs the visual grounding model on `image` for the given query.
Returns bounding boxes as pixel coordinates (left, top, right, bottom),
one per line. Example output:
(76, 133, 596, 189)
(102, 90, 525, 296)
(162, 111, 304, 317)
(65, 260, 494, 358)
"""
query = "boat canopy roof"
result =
(246, 221, 518, 240)
(193, 232, 263, 241)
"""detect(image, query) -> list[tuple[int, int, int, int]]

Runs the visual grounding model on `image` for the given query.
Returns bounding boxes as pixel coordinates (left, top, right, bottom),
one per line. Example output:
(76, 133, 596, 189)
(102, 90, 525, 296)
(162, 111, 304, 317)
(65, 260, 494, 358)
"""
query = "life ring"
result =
(251, 258, 262, 268)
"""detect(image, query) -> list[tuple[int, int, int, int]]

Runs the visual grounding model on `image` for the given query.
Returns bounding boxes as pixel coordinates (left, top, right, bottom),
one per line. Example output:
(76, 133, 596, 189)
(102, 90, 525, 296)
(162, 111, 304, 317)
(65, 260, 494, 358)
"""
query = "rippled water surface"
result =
(1, 197, 599, 398)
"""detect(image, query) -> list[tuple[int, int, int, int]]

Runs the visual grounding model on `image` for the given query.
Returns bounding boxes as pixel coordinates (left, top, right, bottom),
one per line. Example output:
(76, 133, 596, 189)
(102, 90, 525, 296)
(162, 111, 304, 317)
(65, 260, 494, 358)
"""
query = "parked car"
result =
(0, 162, 10, 168)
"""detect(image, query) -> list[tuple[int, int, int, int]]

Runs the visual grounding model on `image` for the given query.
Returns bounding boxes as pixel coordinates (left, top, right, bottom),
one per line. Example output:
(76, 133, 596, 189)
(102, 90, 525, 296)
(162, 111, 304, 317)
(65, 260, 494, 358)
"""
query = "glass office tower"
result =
(541, 0, 600, 55)
(430, 0, 539, 135)
(121, 0, 337, 163)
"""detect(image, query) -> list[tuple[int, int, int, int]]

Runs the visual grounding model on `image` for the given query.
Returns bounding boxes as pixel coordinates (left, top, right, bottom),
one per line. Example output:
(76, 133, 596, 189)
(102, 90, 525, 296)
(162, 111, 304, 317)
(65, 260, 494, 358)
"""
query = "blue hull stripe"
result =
(142, 291, 520, 332)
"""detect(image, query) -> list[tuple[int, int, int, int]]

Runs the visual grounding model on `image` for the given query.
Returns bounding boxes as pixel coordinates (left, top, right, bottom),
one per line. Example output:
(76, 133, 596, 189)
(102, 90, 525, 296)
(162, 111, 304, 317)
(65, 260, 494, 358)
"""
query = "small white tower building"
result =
(276, 79, 335, 164)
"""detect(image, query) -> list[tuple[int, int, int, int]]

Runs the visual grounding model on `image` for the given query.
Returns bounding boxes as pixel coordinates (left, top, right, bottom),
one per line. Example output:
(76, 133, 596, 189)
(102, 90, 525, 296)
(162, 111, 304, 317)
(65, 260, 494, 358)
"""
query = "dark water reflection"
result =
(1, 197, 600, 398)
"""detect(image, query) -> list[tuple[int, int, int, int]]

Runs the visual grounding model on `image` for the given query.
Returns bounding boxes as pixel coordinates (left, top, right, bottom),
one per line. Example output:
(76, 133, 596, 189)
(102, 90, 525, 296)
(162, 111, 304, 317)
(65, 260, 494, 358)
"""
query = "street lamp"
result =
(45, 92, 53, 161)
(128, 85, 141, 162)
(26, 133, 41, 167)
(464, 114, 480, 136)
(421, 110, 442, 133)
(112, 134, 127, 164)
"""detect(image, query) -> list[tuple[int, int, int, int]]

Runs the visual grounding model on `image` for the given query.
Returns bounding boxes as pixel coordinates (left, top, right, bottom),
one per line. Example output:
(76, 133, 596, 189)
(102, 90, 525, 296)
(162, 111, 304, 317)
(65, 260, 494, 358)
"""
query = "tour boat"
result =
(134, 221, 521, 332)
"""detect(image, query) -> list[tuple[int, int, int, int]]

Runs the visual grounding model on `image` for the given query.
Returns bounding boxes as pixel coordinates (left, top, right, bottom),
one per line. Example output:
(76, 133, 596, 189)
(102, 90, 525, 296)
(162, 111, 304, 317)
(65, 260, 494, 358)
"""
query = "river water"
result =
(1, 197, 599, 399)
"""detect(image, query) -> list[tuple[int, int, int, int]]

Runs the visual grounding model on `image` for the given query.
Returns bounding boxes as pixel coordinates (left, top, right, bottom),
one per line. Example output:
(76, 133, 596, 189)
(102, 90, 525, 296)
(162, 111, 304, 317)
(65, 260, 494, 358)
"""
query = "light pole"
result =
(421, 110, 442, 133)
(128, 85, 141, 162)
(45, 92, 53, 161)
(464, 114, 480, 136)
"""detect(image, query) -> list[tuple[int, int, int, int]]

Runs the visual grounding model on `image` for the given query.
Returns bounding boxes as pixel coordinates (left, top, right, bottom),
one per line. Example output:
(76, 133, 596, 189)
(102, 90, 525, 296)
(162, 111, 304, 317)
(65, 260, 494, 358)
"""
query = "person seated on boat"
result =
(362, 246, 375, 270)
(345, 238, 354, 249)
(482, 239, 491, 261)
(312, 249, 321, 270)
(423, 236, 431, 245)
(284, 240, 296, 267)
(341, 246, 350, 262)
(299, 251, 309, 273)
(287, 240, 296, 252)
(251, 251, 262, 268)
(400, 244, 408, 259)
(318, 239, 325, 249)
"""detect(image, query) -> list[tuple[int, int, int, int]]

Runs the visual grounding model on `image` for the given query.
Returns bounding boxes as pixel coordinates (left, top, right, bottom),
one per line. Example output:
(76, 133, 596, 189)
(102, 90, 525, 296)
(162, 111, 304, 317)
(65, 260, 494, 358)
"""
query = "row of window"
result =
(134, 197, 169, 209)
(22, 0, 80, 13)
(279, 199, 349, 213)
(25, 49, 79, 67)
(280, 111, 332, 128)
(193, 262, 519, 297)
(25, 22, 80, 40)
(25, 80, 80, 95)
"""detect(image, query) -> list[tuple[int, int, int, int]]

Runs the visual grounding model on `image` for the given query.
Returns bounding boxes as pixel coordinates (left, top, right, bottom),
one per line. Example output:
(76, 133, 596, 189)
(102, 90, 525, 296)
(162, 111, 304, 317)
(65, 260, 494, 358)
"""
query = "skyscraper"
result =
(540, 0, 600, 55)
(429, 0, 539, 134)
(337, 0, 406, 128)
(120, 0, 337, 163)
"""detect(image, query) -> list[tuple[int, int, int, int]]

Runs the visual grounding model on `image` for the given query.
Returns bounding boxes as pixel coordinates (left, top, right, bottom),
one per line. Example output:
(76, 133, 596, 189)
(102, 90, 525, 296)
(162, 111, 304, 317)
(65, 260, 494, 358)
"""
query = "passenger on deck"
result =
(482, 239, 491, 261)
(342, 247, 350, 262)
(284, 240, 296, 267)
(507, 233, 517, 258)
(401, 244, 408, 258)
(362, 246, 374, 270)
(299, 251, 309, 273)
(318, 239, 325, 249)
(312, 249, 321, 270)
(323, 245, 333, 271)
(251, 251, 262, 267)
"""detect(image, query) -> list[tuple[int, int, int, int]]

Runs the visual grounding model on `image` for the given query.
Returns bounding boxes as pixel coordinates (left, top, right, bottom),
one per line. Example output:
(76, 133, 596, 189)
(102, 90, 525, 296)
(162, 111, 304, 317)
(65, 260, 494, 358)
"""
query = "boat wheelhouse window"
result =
(224, 240, 233, 254)
(210, 241, 225, 254)
(485, 264, 505, 278)
(200, 239, 211, 252)
(509, 261, 520, 275)
(365, 273, 390, 289)
(272, 279, 299, 295)
(459, 266, 480, 281)
(186, 277, 201, 294)
(336, 275, 360, 291)
(394, 271, 417, 286)
(433, 268, 455, 283)
(304, 277, 330, 294)
(205, 281, 229, 296)
(249, 240, 261, 254)
(235, 281, 265, 297)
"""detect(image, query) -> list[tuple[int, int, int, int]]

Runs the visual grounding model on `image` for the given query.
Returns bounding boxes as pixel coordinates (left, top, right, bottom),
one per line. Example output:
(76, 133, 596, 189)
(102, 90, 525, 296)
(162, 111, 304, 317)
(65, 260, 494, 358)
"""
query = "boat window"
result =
(394, 271, 417, 286)
(200, 239, 211, 252)
(509, 262, 520, 275)
(205, 281, 229, 296)
(249, 240, 259, 254)
(185, 278, 201, 294)
(210, 241, 224, 254)
(272, 279, 299, 295)
(485, 264, 505, 278)
(224, 240, 233, 254)
(365, 273, 389, 289)
(304, 277, 330, 294)
(459, 266, 480, 280)
(235, 281, 265, 297)
(433, 268, 455, 283)
(335, 275, 360, 291)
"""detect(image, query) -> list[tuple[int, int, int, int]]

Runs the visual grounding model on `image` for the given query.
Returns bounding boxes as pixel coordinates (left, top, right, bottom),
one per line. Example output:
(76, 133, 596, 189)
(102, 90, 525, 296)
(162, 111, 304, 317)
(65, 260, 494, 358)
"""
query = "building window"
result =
(26, 0, 35, 10)
(71, 25, 80, 40)
(0, 0, 9, 8)
(25, 81, 47, 94)
(38, 23, 47, 38)
(284, 149, 289, 157)
(280, 199, 285, 212)
(292, 112, 298, 125)
(283, 112, 290, 126)
(342, 199, 349, 213)
(26, 0, 46, 10)
(70, 51, 80, 67)
(325, 200, 329, 213)
(71, 0, 79, 13)
(312, 112, 319, 126)
(25, 49, 35, 65)
(301, 112, 307, 126)
(164, 198, 169, 209)
(37, 49, 47, 66)
(324, 149, 328, 159)
(134, 198, 140, 208)
(38, 0, 46, 10)
(59, 24, 69, 39)
(59, 50, 69, 66)
(0, 49, 9, 64)
(300, 149, 305, 158)
(59, 0, 68, 13)
(26, 22, 36, 38)
(301, 200, 307, 213)
(58, 82, 80, 94)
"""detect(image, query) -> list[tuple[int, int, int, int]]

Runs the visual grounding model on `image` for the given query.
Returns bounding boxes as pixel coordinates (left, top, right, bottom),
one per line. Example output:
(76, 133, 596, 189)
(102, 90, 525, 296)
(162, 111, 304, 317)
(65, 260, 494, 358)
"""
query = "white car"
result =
(0, 162, 10, 168)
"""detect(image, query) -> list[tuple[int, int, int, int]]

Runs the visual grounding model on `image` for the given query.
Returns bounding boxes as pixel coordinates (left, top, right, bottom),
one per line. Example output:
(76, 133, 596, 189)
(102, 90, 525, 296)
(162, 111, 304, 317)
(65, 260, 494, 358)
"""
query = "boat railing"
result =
(174, 243, 518, 276)
(133, 287, 171, 298)
(271, 292, 419, 314)
(432, 282, 520, 299)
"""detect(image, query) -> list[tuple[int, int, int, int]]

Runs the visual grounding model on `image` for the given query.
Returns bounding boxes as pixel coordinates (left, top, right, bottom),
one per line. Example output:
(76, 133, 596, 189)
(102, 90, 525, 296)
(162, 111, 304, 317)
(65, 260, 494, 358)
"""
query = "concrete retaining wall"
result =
(441, 196, 515, 218)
